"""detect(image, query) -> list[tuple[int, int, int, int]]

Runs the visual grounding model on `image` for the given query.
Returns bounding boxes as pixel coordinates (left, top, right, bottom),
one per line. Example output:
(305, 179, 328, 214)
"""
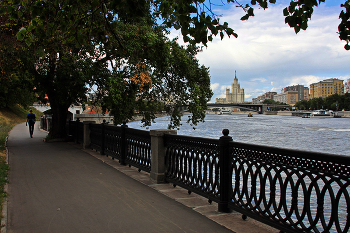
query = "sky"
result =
(169, 0, 350, 102)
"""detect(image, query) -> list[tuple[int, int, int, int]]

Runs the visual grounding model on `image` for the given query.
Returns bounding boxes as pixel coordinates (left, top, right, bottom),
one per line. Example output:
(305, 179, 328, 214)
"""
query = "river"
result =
(127, 113, 350, 156)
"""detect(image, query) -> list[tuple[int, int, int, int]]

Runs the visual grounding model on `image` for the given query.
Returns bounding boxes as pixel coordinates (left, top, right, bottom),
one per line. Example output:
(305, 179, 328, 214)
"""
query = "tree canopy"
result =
(1, 0, 349, 138)
(0, 11, 36, 108)
(295, 93, 350, 111)
(0, 0, 215, 138)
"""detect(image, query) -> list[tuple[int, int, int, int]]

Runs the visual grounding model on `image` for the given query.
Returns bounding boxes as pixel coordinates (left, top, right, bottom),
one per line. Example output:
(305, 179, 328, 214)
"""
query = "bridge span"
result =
(207, 103, 289, 114)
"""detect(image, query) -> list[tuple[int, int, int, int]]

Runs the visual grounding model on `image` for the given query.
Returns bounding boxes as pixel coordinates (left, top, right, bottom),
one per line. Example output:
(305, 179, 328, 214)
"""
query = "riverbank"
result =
(261, 110, 350, 117)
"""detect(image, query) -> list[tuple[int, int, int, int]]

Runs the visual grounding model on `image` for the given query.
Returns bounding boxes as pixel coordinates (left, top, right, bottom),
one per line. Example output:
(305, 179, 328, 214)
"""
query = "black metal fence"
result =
(164, 130, 350, 233)
(68, 121, 350, 233)
(89, 122, 151, 173)
(40, 115, 52, 131)
(68, 120, 84, 144)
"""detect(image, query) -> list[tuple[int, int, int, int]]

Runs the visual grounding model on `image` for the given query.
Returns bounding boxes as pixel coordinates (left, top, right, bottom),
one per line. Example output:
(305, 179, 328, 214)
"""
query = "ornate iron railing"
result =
(68, 120, 77, 139)
(67, 120, 83, 144)
(77, 121, 84, 144)
(125, 128, 151, 173)
(164, 134, 220, 203)
(228, 141, 350, 233)
(90, 123, 102, 152)
(82, 121, 151, 172)
(104, 124, 122, 161)
(164, 130, 350, 233)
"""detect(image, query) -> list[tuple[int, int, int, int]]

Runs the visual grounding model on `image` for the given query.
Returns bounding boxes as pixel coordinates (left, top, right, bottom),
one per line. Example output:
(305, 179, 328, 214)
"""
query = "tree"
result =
(294, 100, 309, 110)
(295, 93, 350, 111)
(262, 99, 275, 104)
(0, 10, 36, 108)
(1, 0, 213, 138)
(1, 0, 349, 138)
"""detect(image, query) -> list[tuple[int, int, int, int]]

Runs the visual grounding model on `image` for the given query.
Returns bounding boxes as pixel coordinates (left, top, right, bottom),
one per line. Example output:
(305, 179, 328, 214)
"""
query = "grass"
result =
(0, 105, 43, 217)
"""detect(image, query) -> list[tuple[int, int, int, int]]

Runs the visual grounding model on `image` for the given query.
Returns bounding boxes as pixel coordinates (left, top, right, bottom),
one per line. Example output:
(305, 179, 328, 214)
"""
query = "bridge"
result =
(206, 103, 289, 114)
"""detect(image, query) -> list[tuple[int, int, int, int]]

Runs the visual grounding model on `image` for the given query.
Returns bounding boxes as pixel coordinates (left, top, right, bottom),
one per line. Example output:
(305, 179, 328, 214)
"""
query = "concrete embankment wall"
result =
(74, 113, 169, 124)
(276, 111, 303, 116)
(343, 111, 350, 118)
(276, 111, 350, 117)
(74, 114, 114, 124)
(263, 111, 277, 115)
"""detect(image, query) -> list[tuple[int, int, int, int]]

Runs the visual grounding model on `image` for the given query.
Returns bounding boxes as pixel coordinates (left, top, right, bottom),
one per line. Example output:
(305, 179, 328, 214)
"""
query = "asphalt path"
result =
(6, 123, 234, 233)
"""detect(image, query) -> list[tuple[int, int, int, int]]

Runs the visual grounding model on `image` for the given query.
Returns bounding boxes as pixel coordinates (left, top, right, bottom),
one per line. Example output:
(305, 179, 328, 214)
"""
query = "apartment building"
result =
(274, 91, 298, 105)
(345, 79, 350, 93)
(252, 92, 277, 104)
(282, 85, 309, 101)
(310, 78, 344, 98)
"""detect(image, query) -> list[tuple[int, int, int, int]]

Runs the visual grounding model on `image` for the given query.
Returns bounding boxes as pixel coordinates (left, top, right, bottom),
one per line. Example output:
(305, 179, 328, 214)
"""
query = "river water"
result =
(127, 113, 350, 156)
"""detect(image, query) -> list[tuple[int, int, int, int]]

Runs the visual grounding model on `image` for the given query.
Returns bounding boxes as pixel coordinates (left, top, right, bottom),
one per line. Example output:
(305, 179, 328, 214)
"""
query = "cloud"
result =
(167, 1, 350, 102)
(210, 83, 220, 91)
(190, 2, 350, 102)
(251, 78, 268, 83)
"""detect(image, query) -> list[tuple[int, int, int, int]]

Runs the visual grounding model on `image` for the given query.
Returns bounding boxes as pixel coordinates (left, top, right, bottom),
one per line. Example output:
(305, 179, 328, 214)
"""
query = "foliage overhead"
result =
(0, 11, 36, 108)
(1, 0, 349, 137)
(0, 0, 214, 138)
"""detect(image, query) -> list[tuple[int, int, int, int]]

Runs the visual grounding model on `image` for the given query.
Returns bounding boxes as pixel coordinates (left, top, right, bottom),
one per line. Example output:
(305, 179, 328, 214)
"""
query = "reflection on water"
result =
(127, 113, 350, 156)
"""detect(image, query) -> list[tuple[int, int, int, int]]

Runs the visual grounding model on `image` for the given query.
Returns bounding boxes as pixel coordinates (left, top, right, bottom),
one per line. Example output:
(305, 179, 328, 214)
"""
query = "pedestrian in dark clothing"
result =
(26, 109, 36, 138)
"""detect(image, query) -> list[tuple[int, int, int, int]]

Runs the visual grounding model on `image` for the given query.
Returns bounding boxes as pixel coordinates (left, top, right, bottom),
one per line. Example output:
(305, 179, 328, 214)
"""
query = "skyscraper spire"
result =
(235, 70, 237, 79)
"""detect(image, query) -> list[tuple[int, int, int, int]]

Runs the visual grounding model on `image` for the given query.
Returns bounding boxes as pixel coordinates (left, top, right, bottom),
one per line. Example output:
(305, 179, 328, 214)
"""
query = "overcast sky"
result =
(170, 0, 350, 102)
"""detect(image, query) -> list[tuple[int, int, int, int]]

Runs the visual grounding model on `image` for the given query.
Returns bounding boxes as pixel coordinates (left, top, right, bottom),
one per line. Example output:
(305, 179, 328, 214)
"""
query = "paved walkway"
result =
(5, 123, 277, 233)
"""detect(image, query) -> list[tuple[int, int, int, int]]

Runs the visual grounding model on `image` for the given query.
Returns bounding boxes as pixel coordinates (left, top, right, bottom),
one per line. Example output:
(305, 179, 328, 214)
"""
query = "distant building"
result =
(252, 92, 277, 104)
(216, 71, 245, 104)
(282, 85, 309, 101)
(345, 79, 350, 93)
(310, 78, 344, 99)
(274, 91, 298, 105)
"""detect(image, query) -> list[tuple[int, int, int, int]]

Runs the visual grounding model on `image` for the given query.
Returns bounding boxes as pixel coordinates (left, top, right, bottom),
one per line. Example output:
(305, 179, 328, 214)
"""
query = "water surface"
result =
(127, 113, 350, 155)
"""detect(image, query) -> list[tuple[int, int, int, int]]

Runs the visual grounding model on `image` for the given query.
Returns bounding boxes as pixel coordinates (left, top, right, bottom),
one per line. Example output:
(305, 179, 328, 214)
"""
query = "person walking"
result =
(26, 109, 36, 138)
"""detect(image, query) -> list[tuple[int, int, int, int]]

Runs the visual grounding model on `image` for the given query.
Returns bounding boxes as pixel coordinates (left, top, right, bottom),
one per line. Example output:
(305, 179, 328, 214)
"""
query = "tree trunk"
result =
(49, 100, 70, 139)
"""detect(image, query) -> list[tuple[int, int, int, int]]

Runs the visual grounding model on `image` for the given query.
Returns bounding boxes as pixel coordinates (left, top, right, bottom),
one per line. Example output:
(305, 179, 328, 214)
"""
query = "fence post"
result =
(120, 122, 128, 165)
(83, 121, 95, 149)
(150, 129, 177, 184)
(75, 118, 80, 144)
(101, 120, 106, 155)
(218, 129, 233, 213)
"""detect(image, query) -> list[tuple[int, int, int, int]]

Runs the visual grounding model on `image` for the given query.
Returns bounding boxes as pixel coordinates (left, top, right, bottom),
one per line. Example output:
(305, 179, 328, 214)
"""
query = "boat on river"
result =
(219, 109, 232, 115)
(311, 110, 334, 118)
(302, 112, 311, 118)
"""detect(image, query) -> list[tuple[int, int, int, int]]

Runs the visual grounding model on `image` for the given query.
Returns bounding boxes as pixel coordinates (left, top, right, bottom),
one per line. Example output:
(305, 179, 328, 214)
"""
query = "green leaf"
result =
(241, 14, 249, 21)
(16, 27, 27, 41)
(248, 7, 254, 16)
(301, 21, 308, 30)
(28, 24, 34, 32)
(25, 38, 32, 46)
